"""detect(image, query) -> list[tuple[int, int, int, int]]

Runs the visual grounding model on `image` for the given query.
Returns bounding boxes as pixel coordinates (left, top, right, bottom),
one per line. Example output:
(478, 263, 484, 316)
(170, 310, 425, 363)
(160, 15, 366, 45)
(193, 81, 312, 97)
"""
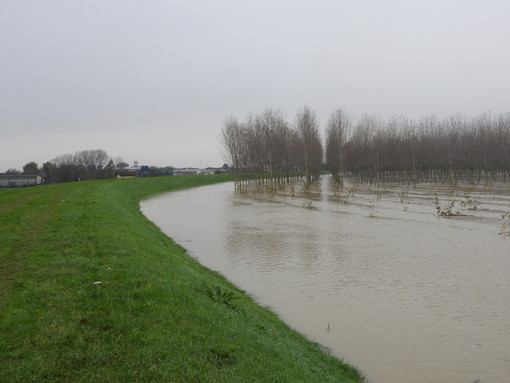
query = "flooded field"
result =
(141, 177, 510, 383)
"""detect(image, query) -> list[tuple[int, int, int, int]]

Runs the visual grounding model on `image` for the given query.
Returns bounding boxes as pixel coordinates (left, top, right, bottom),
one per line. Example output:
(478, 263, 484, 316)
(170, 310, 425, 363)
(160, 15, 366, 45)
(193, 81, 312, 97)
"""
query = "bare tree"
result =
(23, 162, 39, 175)
(220, 116, 243, 177)
(49, 149, 117, 183)
(75, 149, 110, 176)
(295, 106, 322, 184)
(326, 108, 351, 184)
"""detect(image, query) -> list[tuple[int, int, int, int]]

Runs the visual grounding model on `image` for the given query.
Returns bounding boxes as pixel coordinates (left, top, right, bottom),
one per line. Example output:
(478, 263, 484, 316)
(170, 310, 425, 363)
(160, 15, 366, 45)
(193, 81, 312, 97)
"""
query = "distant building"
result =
(200, 168, 216, 175)
(116, 160, 141, 179)
(0, 175, 43, 188)
(116, 170, 137, 179)
(173, 168, 201, 176)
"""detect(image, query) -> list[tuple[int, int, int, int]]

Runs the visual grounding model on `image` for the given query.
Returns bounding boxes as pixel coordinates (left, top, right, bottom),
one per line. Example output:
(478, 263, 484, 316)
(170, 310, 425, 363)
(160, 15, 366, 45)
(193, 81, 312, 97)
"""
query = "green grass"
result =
(0, 175, 363, 383)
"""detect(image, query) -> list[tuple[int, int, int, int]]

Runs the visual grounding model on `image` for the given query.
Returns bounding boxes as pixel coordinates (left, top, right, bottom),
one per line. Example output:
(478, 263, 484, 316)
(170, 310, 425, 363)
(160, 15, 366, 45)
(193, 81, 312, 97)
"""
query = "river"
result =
(140, 176, 510, 383)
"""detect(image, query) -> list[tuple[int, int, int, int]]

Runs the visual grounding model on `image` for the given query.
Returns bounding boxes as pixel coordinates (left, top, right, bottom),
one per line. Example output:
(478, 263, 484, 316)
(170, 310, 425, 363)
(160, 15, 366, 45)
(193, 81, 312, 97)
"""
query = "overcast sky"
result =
(1, 0, 509, 171)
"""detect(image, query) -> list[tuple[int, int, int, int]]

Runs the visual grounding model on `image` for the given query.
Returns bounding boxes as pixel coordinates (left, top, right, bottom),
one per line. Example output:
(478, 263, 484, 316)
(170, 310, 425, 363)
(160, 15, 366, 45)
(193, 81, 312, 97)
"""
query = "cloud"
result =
(2, 0, 510, 171)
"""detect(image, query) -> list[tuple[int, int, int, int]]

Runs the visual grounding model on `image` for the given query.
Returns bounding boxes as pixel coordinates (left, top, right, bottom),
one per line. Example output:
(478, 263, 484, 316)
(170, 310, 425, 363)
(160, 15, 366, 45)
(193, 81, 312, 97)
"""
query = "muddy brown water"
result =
(141, 177, 510, 383)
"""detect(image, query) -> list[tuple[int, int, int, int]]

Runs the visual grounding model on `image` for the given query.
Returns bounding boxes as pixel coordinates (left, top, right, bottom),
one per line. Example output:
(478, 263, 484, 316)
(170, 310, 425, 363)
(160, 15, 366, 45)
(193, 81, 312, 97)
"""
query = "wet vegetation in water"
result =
(500, 205, 510, 235)
(220, 107, 510, 227)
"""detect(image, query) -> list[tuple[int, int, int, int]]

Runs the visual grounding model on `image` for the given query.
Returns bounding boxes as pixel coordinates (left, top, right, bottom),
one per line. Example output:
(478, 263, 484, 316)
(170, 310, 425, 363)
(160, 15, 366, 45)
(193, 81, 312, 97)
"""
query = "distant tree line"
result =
(1, 149, 176, 184)
(221, 108, 510, 185)
(1, 150, 119, 182)
(40, 149, 120, 183)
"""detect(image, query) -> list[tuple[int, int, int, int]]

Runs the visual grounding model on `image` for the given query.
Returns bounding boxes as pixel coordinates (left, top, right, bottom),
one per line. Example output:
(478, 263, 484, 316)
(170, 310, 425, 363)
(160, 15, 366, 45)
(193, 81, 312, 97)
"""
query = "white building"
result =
(173, 168, 201, 176)
(0, 175, 43, 188)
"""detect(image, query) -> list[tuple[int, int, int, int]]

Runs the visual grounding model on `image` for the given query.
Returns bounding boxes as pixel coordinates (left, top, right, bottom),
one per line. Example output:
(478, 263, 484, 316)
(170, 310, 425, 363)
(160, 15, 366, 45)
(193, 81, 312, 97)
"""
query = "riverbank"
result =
(0, 175, 362, 383)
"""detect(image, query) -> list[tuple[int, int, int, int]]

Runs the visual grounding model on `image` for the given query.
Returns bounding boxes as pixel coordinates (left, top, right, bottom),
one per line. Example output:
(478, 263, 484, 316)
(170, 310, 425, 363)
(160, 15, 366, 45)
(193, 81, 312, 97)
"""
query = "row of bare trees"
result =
(222, 108, 510, 186)
(220, 107, 323, 187)
(336, 112, 510, 183)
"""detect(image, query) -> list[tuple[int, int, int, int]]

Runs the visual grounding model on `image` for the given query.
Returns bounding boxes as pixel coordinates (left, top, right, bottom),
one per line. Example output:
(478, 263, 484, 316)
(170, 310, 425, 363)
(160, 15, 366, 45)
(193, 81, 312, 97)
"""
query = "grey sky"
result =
(2, 0, 509, 171)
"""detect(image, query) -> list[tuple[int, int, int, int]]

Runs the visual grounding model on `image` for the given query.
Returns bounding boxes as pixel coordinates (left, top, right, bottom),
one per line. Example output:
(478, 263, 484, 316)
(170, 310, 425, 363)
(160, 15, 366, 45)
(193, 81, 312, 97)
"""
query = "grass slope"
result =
(0, 175, 363, 383)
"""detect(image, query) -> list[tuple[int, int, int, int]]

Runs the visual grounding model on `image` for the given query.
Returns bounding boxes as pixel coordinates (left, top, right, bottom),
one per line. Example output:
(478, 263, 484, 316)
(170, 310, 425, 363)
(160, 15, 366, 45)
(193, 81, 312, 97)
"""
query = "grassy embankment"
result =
(0, 175, 363, 383)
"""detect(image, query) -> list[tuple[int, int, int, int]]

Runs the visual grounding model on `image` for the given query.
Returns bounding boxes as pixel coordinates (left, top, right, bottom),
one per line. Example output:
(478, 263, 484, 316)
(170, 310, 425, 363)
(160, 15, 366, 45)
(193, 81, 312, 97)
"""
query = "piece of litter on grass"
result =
(93, 281, 102, 285)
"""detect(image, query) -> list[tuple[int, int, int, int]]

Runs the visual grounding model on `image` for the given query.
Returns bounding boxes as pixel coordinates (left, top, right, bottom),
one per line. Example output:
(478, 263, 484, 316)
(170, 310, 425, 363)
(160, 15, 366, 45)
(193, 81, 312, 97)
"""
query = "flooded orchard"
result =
(141, 176, 510, 383)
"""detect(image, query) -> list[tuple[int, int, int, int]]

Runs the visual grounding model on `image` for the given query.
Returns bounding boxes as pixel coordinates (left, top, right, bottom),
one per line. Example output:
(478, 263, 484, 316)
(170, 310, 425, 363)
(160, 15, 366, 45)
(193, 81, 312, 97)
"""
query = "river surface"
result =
(141, 177, 510, 383)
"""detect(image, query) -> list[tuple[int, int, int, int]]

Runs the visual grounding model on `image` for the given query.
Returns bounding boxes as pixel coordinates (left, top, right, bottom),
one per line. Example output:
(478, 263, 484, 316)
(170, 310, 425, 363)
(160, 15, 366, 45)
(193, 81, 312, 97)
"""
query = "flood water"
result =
(141, 177, 510, 383)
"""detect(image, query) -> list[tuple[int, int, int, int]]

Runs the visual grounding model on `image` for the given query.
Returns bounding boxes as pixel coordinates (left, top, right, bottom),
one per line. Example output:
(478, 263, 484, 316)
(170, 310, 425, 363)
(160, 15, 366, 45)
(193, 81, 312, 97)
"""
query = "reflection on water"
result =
(141, 177, 510, 383)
